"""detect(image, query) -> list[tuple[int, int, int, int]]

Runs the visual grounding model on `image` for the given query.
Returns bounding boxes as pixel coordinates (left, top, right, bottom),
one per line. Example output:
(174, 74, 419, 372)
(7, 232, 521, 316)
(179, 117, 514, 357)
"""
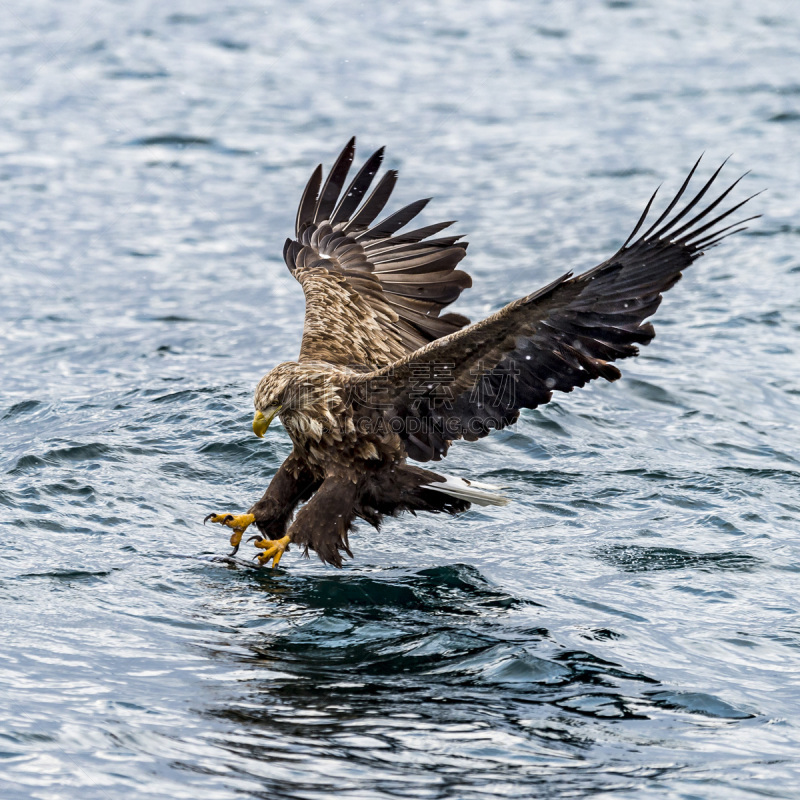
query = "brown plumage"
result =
(208, 137, 758, 568)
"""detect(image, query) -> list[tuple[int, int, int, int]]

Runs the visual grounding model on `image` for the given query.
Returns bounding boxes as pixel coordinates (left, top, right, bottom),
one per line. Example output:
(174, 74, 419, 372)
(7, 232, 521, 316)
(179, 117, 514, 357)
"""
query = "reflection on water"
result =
(197, 566, 754, 797)
(2, 0, 800, 797)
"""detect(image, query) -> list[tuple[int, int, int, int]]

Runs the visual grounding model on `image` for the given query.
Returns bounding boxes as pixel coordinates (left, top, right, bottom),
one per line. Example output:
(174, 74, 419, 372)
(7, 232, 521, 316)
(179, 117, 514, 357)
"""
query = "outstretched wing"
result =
(352, 158, 759, 461)
(284, 137, 472, 368)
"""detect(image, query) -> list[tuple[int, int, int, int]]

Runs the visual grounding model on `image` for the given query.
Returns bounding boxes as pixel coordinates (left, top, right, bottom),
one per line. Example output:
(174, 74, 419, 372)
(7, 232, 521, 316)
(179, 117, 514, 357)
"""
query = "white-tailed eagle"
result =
(206, 138, 757, 568)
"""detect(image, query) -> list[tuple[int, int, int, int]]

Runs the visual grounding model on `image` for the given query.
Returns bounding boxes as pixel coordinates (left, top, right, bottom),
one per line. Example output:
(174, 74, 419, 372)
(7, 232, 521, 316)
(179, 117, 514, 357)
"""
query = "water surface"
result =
(2, 1, 800, 798)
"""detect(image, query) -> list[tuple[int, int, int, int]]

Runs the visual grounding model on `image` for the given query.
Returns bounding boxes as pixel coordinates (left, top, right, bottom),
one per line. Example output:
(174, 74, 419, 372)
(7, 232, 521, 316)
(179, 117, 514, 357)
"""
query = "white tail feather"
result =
(425, 474, 509, 507)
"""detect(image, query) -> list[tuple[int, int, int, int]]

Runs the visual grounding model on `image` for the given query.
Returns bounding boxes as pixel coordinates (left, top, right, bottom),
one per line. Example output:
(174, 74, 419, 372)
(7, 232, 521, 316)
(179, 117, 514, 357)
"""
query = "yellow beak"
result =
(253, 406, 281, 438)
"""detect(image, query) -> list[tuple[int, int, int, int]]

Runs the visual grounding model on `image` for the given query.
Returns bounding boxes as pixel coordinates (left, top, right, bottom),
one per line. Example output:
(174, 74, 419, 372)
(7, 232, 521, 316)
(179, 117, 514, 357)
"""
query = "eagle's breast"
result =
(274, 364, 377, 472)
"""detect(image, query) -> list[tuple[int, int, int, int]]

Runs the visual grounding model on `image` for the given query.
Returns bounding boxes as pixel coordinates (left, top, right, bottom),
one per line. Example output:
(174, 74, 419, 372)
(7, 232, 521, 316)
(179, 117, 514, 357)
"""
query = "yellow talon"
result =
(253, 534, 292, 569)
(204, 513, 256, 554)
(229, 528, 245, 550)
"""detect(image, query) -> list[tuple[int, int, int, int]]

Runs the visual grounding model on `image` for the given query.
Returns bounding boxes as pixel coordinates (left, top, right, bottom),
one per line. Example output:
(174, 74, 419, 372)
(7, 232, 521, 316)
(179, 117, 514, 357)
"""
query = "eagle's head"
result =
(252, 362, 300, 438)
(252, 361, 346, 442)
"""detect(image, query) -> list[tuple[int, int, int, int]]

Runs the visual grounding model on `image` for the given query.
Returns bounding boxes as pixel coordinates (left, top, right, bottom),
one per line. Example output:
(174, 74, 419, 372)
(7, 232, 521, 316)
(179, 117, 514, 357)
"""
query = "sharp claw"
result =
(248, 534, 291, 569)
(247, 534, 260, 543)
(205, 512, 257, 560)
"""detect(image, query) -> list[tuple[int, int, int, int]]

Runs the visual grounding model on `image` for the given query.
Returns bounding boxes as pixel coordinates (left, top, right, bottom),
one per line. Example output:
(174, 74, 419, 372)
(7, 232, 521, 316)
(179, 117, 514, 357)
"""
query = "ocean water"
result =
(2, 1, 800, 798)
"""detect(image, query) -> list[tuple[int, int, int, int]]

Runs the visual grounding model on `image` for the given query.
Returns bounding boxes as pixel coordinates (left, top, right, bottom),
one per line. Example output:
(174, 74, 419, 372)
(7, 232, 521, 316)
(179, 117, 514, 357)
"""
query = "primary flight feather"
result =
(205, 137, 758, 568)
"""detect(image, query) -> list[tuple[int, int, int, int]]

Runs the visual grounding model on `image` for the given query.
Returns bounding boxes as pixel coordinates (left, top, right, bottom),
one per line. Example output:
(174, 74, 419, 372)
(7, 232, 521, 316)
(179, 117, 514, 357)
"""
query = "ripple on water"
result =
(178, 562, 759, 798)
(597, 545, 764, 573)
(1, 400, 43, 420)
(11, 443, 118, 471)
(249, 564, 523, 617)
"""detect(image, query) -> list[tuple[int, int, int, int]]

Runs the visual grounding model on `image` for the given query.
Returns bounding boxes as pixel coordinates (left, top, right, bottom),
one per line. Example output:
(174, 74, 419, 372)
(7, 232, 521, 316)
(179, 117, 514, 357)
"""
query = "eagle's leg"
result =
(204, 451, 318, 556)
(267, 476, 359, 569)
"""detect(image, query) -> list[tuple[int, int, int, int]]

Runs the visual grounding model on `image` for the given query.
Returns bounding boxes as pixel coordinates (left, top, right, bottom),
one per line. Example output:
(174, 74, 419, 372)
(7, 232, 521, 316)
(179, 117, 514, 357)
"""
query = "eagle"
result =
(205, 138, 757, 568)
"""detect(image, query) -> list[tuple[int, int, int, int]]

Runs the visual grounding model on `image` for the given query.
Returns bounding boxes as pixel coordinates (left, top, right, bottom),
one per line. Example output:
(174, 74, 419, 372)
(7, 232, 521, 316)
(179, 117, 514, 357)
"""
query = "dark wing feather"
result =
(359, 198, 431, 241)
(350, 159, 758, 461)
(313, 136, 355, 225)
(285, 138, 473, 368)
(330, 147, 385, 226)
(295, 165, 322, 239)
(343, 171, 399, 234)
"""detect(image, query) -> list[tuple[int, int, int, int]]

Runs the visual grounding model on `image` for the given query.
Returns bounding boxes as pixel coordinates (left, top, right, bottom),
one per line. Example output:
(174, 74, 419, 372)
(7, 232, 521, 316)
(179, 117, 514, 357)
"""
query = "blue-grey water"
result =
(2, 1, 800, 798)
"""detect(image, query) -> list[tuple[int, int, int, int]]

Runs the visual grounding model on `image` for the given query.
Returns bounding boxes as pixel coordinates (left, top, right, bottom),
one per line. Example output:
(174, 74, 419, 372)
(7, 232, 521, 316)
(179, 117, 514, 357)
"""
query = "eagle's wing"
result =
(351, 158, 759, 461)
(284, 137, 472, 368)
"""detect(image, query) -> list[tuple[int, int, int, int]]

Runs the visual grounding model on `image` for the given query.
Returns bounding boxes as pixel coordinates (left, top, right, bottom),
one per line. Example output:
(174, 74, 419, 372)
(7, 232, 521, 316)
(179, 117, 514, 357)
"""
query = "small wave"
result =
(556, 692, 648, 719)
(149, 388, 220, 404)
(45, 443, 116, 463)
(8, 454, 48, 474)
(8, 442, 135, 474)
(166, 12, 206, 24)
(1, 400, 43, 420)
(131, 134, 215, 147)
(128, 135, 253, 155)
(428, 643, 571, 685)
(718, 466, 800, 484)
(769, 111, 800, 123)
(213, 38, 249, 51)
(597, 545, 763, 573)
(19, 569, 112, 583)
(41, 482, 96, 499)
(625, 378, 685, 407)
(588, 167, 657, 178)
(107, 69, 169, 80)
(646, 690, 754, 719)
(198, 441, 258, 459)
